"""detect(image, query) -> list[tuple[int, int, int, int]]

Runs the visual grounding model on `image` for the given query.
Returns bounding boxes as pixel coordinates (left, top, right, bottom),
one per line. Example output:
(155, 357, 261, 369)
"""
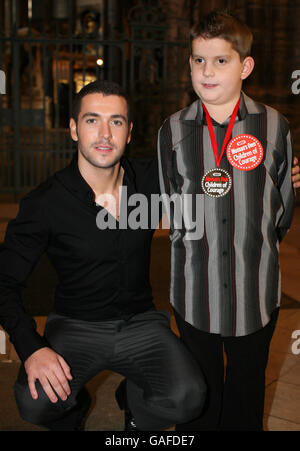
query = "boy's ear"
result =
(70, 118, 78, 142)
(241, 56, 255, 80)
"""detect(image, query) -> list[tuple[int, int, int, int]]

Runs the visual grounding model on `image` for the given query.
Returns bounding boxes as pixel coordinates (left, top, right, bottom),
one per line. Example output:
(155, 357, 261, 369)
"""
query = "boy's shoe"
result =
(115, 379, 139, 431)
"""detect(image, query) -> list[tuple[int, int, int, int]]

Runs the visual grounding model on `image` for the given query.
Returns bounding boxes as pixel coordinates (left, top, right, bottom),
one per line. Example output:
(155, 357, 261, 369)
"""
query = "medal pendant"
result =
(201, 168, 232, 198)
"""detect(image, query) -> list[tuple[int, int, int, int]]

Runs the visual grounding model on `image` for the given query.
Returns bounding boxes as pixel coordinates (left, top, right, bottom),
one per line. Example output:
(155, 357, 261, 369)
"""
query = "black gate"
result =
(0, 0, 190, 197)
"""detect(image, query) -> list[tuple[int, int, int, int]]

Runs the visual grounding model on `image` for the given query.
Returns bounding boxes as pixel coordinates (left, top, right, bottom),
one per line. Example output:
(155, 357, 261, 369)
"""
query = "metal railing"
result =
(0, 0, 190, 196)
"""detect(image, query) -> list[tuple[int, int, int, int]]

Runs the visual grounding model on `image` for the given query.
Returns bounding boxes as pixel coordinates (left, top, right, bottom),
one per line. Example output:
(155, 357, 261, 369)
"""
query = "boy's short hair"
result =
(71, 80, 131, 124)
(190, 10, 253, 60)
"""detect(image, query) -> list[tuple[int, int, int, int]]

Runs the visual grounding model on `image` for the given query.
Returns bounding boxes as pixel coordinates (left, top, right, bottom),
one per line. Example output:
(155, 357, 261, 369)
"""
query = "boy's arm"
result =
(277, 128, 296, 241)
(157, 120, 173, 197)
(0, 195, 49, 362)
(157, 120, 175, 230)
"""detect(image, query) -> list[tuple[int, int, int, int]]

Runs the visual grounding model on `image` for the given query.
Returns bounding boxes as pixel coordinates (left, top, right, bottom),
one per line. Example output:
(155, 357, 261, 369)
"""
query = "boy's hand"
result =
(24, 347, 73, 403)
(292, 156, 300, 189)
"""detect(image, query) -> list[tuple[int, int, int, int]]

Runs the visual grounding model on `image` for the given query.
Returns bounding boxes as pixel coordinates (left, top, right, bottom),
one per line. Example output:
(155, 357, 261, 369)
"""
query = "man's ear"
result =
(241, 56, 255, 81)
(70, 118, 78, 142)
(127, 122, 133, 144)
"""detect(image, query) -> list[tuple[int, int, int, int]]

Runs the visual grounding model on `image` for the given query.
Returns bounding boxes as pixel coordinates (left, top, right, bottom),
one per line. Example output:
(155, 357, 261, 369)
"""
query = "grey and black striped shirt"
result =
(158, 92, 295, 337)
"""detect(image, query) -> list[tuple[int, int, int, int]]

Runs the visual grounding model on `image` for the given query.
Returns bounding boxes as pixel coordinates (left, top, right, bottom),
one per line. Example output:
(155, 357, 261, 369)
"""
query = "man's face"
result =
(70, 93, 132, 169)
(189, 37, 253, 108)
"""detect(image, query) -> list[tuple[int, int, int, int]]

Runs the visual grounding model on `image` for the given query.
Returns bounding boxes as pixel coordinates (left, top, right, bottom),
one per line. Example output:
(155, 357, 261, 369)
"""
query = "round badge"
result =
(226, 134, 263, 171)
(201, 168, 232, 198)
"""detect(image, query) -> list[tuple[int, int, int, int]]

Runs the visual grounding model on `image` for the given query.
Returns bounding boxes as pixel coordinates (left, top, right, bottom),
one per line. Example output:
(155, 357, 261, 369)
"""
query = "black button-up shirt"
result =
(0, 154, 161, 362)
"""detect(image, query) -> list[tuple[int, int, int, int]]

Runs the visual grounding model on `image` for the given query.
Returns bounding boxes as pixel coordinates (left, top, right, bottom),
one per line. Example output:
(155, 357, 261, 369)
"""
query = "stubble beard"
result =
(78, 140, 124, 170)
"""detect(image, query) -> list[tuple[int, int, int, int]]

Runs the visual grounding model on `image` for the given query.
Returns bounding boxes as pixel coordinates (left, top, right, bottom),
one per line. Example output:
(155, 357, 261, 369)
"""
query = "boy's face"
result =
(189, 37, 254, 109)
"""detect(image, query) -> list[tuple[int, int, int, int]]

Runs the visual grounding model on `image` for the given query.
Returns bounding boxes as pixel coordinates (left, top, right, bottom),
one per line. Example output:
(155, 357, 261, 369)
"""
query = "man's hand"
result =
(292, 156, 300, 189)
(24, 347, 73, 403)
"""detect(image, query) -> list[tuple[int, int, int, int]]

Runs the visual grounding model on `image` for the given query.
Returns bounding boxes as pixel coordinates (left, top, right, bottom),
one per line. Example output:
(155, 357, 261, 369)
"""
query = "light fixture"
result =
(96, 58, 104, 66)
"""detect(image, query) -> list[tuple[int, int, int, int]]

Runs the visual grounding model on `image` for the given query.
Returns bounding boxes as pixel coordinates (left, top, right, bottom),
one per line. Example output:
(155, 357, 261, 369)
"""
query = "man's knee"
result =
(150, 374, 206, 425)
(170, 376, 206, 424)
(14, 379, 69, 426)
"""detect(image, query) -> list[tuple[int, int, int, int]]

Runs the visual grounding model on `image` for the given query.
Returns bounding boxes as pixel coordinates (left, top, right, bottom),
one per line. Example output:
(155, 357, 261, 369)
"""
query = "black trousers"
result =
(174, 308, 279, 431)
(14, 309, 206, 431)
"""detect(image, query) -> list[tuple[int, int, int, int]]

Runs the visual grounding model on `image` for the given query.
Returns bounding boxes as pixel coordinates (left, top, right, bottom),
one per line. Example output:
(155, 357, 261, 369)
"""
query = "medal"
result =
(201, 98, 240, 198)
(226, 134, 263, 171)
(201, 168, 232, 198)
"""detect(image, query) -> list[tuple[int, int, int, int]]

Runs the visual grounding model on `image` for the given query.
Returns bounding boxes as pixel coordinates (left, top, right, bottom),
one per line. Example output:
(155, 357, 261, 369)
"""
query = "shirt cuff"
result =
(11, 327, 49, 363)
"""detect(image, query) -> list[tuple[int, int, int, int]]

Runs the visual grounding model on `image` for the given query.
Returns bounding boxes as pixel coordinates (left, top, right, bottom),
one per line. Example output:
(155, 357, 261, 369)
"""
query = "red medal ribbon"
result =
(202, 98, 241, 168)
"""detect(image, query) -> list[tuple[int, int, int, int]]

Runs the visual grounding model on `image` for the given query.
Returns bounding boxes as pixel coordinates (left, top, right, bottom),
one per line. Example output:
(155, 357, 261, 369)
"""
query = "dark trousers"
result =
(14, 309, 206, 431)
(174, 308, 279, 431)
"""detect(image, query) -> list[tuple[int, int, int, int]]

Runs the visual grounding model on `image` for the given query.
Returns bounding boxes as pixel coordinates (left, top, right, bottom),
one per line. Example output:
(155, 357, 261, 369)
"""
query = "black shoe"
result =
(115, 379, 139, 431)
(45, 387, 92, 431)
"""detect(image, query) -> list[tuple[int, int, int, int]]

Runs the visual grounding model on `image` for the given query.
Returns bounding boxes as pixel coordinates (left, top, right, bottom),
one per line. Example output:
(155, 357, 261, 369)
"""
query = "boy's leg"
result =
(173, 310, 225, 431)
(220, 308, 279, 431)
(110, 309, 207, 431)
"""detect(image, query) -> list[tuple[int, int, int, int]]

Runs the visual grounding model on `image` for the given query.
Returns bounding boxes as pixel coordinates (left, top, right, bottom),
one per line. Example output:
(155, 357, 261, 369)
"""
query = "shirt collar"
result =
(198, 92, 248, 127)
(55, 152, 137, 205)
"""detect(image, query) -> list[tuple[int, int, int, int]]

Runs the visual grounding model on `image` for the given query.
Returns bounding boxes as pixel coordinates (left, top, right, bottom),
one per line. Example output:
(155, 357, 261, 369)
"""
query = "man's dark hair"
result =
(71, 80, 131, 123)
(190, 10, 253, 60)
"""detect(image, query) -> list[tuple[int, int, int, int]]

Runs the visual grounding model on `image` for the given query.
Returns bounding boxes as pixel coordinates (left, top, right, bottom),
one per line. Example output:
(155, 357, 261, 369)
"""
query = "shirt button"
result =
(222, 218, 227, 224)
(222, 251, 228, 256)
(116, 321, 123, 332)
(224, 283, 228, 288)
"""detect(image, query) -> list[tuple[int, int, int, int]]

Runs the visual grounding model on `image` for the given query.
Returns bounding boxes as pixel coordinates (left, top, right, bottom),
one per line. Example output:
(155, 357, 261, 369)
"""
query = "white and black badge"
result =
(201, 168, 232, 198)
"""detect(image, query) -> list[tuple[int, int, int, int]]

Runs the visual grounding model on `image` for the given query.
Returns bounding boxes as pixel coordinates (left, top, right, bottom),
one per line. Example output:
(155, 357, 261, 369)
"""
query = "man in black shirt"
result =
(0, 81, 206, 431)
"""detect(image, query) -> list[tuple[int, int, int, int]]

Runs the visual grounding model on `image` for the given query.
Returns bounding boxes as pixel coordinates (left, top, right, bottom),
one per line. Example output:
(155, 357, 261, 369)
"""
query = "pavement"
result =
(0, 204, 300, 431)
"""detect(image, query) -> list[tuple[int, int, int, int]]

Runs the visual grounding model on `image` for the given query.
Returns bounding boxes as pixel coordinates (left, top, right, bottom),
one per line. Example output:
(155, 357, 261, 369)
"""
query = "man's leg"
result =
(14, 364, 91, 430)
(220, 308, 279, 431)
(15, 310, 206, 431)
(173, 310, 225, 431)
(14, 313, 112, 429)
(110, 309, 207, 431)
